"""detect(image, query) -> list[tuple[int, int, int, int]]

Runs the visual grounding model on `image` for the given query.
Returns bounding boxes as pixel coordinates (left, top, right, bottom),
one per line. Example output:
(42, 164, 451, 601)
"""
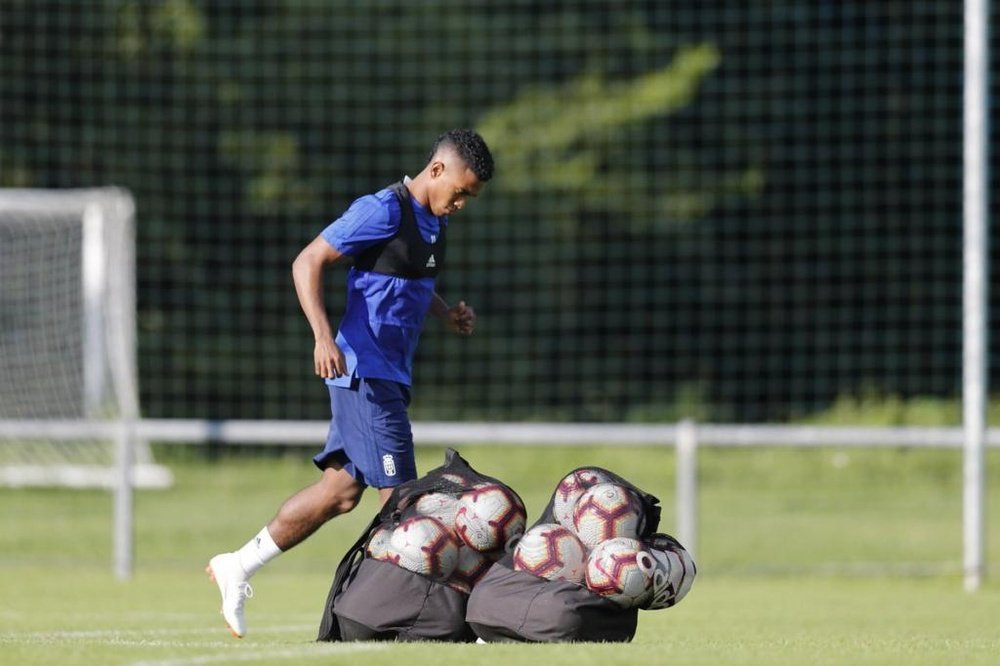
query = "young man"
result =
(207, 129, 494, 637)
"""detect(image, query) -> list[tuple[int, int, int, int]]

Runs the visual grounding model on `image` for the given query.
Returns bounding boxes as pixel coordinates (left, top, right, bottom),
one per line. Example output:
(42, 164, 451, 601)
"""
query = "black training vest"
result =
(353, 181, 446, 279)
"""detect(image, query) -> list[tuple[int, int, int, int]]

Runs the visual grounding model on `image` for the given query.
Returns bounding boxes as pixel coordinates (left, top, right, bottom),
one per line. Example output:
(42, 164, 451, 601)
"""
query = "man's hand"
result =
(447, 300, 476, 336)
(314, 338, 347, 379)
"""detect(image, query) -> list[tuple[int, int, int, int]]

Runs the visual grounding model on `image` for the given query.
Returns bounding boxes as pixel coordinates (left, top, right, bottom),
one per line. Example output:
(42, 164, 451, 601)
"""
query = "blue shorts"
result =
(312, 377, 417, 489)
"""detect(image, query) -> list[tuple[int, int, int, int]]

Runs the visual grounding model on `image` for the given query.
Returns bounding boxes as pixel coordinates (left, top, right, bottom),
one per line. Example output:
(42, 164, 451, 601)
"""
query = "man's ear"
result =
(429, 159, 446, 178)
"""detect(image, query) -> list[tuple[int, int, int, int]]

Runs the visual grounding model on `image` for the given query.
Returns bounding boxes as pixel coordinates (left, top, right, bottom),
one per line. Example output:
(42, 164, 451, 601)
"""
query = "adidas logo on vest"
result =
(425, 254, 436, 268)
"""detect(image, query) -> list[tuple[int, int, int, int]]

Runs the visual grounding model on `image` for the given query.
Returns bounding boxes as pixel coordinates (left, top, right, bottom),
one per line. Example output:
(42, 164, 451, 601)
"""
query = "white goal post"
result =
(0, 188, 172, 577)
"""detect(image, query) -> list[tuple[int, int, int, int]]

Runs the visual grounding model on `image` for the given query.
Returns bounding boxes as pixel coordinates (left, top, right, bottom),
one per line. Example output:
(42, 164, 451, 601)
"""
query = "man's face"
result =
(427, 152, 485, 217)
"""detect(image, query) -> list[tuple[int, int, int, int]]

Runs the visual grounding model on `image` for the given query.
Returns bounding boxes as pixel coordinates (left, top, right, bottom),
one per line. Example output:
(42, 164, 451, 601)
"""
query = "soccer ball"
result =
(440, 472, 469, 487)
(512, 523, 587, 583)
(407, 491, 459, 527)
(641, 533, 697, 610)
(365, 524, 394, 561)
(552, 468, 612, 530)
(386, 515, 460, 580)
(447, 543, 496, 593)
(454, 482, 527, 552)
(572, 483, 645, 548)
(584, 537, 655, 609)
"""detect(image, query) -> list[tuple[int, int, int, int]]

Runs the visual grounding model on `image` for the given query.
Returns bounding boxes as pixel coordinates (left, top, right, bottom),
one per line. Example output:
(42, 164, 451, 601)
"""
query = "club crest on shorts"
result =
(382, 454, 397, 477)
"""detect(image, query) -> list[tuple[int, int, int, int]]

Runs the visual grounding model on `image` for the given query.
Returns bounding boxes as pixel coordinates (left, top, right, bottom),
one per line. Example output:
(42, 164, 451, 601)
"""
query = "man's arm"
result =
(431, 292, 476, 336)
(292, 235, 350, 378)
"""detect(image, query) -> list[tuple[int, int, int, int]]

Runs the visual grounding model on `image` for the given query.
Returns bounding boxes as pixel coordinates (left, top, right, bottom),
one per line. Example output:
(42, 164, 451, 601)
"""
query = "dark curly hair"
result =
(430, 129, 495, 182)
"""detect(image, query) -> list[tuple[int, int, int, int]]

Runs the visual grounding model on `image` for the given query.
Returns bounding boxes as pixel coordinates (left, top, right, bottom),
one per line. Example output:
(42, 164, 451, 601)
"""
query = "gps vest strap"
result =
(353, 181, 446, 279)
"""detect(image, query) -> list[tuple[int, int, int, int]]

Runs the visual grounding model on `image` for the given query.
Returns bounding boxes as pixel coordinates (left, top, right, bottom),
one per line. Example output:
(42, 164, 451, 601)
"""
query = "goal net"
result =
(0, 188, 171, 488)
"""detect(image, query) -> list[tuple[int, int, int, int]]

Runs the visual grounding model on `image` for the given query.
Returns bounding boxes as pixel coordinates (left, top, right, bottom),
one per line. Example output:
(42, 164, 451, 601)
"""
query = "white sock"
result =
(236, 526, 282, 577)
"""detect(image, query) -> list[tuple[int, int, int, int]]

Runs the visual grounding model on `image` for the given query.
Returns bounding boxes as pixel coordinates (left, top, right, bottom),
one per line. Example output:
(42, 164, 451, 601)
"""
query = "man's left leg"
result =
(207, 464, 365, 637)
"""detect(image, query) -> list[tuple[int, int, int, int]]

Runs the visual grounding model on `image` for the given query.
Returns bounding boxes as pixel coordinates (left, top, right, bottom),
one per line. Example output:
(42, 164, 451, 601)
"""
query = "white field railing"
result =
(1, 418, 994, 581)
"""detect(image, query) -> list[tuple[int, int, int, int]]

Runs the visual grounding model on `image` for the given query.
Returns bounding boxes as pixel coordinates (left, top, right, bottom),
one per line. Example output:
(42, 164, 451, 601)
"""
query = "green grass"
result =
(2, 445, 1000, 665)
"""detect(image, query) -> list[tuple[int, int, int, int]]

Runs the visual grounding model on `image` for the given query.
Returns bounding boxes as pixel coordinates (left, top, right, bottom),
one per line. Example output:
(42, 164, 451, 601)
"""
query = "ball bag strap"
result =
(316, 511, 382, 642)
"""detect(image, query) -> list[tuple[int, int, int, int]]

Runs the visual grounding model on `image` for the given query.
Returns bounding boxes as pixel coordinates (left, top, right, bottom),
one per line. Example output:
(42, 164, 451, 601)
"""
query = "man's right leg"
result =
(207, 463, 365, 637)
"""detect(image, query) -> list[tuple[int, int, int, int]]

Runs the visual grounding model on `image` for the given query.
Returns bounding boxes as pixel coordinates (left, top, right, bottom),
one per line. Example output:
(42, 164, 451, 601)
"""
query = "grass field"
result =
(2, 444, 999, 665)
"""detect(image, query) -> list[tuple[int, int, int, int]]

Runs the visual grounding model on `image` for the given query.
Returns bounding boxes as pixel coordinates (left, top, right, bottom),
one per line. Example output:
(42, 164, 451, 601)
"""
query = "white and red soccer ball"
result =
(365, 524, 394, 561)
(406, 491, 460, 526)
(552, 468, 612, 530)
(447, 543, 496, 593)
(512, 523, 587, 583)
(439, 472, 468, 487)
(572, 482, 645, 548)
(385, 515, 460, 581)
(454, 482, 527, 553)
(584, 537, 656, 609)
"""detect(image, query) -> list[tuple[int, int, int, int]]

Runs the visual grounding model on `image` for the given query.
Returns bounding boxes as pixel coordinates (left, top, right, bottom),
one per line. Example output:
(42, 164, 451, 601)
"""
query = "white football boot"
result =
(206, 552, 254, 638)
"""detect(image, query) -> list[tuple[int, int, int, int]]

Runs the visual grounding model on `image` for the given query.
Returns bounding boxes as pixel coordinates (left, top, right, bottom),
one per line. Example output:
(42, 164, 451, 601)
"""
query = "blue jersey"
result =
(320, 185, 447, 387)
